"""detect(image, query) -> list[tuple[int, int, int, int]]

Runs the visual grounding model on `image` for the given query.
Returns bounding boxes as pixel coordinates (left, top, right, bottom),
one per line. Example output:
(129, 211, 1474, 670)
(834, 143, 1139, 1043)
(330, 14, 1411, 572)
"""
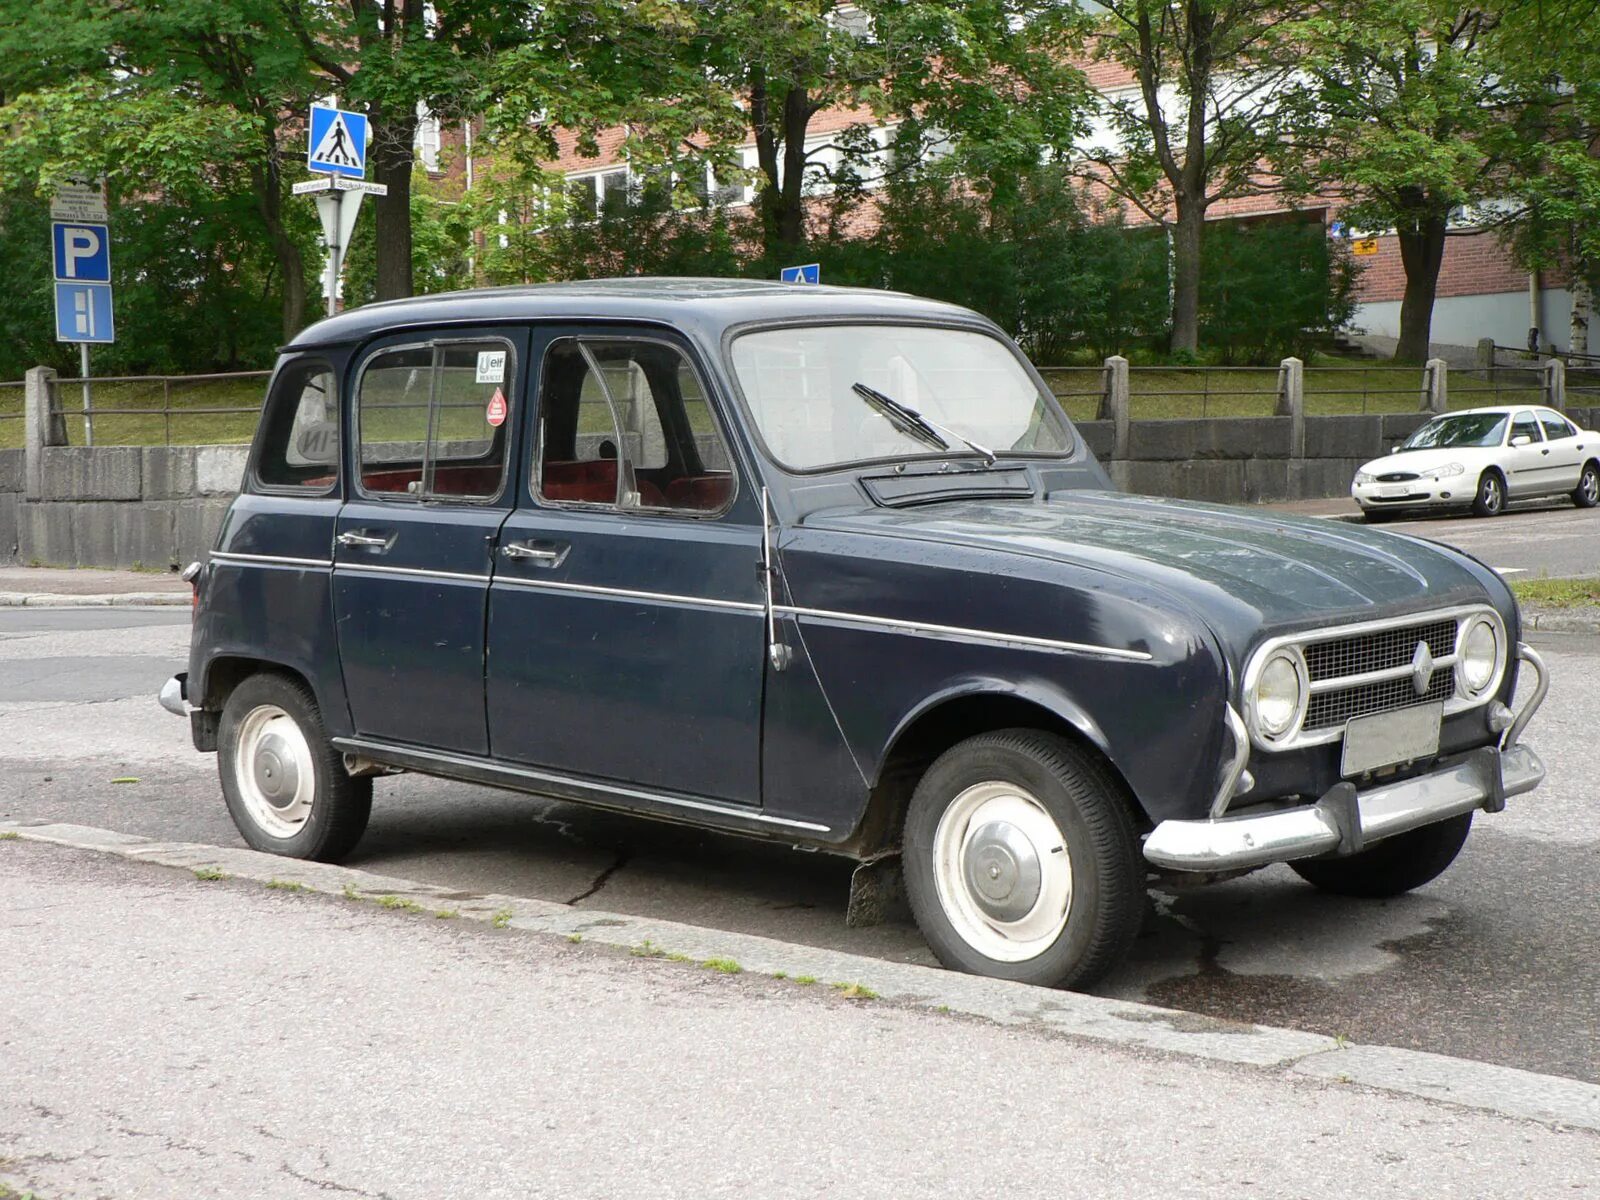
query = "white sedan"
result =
(1352, 405, 1600, 521)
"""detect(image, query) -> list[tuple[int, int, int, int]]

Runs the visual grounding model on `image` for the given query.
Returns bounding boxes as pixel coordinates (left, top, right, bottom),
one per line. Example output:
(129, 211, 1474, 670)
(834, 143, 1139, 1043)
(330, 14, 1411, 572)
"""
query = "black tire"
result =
(1471, 469, 1506, 517)
(1572, 461, 1600, 509)
(218, 672, 372, 862)
(1362, 508, 1395, 524)
(901, 730, 1144, 991)
(1289, 812, 1471, 898)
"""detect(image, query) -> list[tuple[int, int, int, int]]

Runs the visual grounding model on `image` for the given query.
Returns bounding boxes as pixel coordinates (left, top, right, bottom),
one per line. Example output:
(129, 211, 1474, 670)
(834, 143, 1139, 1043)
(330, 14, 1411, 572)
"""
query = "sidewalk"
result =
(0, 564, 188, 606)
(1, 830, 1595, 1198)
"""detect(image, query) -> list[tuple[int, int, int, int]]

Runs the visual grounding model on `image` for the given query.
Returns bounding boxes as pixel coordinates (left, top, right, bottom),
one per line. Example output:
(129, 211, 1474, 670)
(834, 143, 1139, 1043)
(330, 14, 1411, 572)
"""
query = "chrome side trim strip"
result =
(210, 550, 333, 569)
(330, 737, 830, 833)
(494, 575, 764, 613)
(336, 562, 490, 584)
(774, 605, 1153, 662)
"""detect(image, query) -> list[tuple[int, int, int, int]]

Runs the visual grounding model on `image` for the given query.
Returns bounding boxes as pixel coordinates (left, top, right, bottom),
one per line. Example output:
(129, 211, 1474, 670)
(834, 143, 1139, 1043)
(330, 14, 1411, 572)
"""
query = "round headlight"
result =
(1254, 651, 1304, 739)
(1459, 618, 1500, 695)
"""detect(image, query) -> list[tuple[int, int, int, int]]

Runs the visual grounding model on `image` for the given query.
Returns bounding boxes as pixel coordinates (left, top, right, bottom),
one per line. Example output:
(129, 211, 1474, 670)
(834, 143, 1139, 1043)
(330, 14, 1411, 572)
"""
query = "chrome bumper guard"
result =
(1145, 642, 1549, 873)
(159, 673, 190, 717)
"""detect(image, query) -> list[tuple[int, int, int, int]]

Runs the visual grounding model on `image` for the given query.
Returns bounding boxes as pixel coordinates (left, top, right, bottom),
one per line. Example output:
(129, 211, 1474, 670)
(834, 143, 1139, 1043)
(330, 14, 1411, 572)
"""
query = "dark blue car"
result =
(160, 279, 1549, 989)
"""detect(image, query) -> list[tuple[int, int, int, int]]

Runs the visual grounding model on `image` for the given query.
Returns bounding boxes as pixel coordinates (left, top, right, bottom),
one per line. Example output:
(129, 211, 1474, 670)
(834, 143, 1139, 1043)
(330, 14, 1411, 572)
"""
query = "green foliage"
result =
(1199, 221, 1359, 364)
(342, 171, 477, 308)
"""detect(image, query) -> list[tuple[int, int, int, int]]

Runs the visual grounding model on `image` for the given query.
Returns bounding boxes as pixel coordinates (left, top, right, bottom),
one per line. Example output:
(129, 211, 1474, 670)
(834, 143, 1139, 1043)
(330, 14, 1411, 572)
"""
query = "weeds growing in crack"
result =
(192, 866, 227, 881)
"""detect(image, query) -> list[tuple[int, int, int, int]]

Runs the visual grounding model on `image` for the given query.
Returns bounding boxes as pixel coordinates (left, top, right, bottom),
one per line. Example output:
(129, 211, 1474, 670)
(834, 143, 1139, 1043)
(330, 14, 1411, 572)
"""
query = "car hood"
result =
(1358, 447, 1494, 475)
(805, 489, 1507, 651)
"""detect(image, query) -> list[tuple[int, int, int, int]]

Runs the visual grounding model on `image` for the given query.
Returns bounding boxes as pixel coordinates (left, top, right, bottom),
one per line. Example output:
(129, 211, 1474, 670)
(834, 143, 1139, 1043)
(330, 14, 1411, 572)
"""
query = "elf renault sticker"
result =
(476, 350, 506, 384)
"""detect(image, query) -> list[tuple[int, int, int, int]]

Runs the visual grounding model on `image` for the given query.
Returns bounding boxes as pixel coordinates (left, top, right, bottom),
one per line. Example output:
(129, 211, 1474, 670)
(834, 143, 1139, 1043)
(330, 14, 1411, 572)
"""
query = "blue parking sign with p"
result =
(52, 222, 111, 283)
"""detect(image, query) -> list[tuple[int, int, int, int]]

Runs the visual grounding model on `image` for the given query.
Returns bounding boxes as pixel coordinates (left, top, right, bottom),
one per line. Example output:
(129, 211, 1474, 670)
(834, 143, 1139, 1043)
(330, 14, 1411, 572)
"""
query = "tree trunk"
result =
(369, 104, 417, 301)
(1169, 195, 1204, 356)
(1394, 213, 1448, 363)
(1570, 271, 1592, 358)
(250, 155, 306, 340)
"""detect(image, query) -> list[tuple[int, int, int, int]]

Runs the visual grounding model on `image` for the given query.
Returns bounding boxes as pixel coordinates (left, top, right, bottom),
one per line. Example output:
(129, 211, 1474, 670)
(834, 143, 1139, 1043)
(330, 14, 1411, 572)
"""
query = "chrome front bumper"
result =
(1144, 642, 1550, 873)
(159, 672, 190, 717)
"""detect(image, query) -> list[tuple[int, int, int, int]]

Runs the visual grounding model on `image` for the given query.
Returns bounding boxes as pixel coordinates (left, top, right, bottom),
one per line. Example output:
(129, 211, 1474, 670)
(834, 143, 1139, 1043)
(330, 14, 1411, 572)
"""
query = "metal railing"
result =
(1300, 365, 1427, 415)
(44, 371, 270, 446)
(1036, 366, 1108, 420)
(0, 380, 24, 449)
(1125, 365, 1285, 418)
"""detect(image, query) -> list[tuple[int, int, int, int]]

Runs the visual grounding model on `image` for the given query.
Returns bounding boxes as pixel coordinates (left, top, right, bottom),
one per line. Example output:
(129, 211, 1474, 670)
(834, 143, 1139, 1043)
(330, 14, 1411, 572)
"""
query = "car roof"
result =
(285, 277, 984, 350)
(1428, 405, 1552, 418)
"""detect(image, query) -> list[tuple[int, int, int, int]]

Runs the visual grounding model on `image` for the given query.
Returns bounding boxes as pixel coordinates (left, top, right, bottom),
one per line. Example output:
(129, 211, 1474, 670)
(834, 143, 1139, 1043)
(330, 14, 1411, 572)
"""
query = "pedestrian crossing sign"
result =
(308, 105, 368, 178)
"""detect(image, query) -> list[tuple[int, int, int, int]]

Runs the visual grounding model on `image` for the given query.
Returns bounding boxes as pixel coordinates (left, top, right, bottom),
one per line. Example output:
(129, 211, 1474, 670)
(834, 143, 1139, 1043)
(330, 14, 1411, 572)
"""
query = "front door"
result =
(333, 328, 526, 755)
(486, 328, 766, 804)
(1502, 409, 1547, 497)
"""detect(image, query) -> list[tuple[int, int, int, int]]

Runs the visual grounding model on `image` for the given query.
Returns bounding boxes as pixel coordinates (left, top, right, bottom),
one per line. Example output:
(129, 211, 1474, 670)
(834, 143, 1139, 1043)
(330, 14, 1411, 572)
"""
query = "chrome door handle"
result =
(502, 540, 568, 567)
(337, 530, 391, 548)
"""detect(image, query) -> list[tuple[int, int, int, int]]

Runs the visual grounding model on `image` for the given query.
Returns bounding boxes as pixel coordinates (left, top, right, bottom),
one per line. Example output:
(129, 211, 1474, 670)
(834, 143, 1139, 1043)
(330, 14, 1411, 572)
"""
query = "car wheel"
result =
(1289, 813, 1471, 898)
(218, 673, 372, 862)
(1572, 461, 1600, 509)
(1471, 470, 1506, 517)
(902, 730, 1144, 990)
(1362, 508, 1394, 524)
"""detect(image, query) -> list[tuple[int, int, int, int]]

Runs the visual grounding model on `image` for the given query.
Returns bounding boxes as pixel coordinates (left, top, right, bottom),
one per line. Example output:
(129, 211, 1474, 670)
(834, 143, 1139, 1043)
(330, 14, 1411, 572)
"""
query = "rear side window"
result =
(1538, 410, 1575, 441)
(357, 339, 515, 502)
(255, 358, 339, 491)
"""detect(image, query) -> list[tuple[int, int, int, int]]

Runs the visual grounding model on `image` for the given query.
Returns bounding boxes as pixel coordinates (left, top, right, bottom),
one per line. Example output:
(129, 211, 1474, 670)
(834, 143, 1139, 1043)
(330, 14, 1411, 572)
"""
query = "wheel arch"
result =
(198, 655, 319, 714)
(842, 683, 1146, 859)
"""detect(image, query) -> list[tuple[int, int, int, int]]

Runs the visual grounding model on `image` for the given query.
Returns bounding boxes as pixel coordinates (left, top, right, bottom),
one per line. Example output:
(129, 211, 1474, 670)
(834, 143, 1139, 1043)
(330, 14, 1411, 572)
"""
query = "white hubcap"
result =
(234, 705, 315, 838)
(932, 781, 1073, 962)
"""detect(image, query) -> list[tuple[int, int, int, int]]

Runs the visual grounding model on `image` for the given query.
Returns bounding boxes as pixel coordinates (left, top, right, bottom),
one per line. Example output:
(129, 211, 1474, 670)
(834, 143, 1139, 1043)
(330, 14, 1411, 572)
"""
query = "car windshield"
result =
(1401, 413, 1509, 450)
(729, 324, 1071, 470)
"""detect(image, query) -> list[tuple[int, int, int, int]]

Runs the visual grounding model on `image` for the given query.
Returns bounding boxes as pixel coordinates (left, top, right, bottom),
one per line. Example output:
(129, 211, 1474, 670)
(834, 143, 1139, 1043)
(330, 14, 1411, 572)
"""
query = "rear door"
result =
(332, 327, 527, 755)
(485, 327, 766, 805)
(1536, 408, 1586, 492)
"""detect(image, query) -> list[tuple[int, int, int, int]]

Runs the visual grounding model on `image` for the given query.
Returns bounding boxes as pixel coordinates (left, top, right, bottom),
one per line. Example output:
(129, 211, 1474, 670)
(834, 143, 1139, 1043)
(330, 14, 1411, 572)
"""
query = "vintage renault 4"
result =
(160, 279, 1549, 989)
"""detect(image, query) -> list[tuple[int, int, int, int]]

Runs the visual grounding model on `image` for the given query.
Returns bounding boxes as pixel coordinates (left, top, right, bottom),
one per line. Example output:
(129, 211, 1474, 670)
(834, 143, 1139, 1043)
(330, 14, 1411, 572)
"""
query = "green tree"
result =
(1080, 0, 1312, 357)
(1284, 1, 1528, 362)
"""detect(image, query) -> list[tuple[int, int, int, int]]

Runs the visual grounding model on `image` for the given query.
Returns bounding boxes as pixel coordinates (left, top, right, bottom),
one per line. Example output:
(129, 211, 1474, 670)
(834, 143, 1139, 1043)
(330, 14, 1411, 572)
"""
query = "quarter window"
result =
(357, 340, 514, 501)
(255, 358, 339, 491)
(535, 339, 734, 513)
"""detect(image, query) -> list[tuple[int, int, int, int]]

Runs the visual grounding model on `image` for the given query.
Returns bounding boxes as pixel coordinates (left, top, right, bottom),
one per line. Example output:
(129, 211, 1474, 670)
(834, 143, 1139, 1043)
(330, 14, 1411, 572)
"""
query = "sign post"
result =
(51, 179, 113, 445)
(298, 104, 383, 317)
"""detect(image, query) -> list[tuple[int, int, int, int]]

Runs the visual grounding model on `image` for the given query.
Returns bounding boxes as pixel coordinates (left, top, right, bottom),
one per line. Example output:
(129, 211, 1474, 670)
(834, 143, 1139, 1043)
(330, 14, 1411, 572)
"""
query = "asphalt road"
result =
(1336, 500, 1600, 578)
(2, 598, 1597, 1086)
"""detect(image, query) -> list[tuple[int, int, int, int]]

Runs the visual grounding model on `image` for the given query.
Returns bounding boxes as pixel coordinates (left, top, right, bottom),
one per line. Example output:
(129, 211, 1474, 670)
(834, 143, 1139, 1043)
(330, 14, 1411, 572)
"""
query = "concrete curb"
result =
(4, 820, 1598, 1135)
(0, 591, 187, 607)
(1520, 605, 1600, 635)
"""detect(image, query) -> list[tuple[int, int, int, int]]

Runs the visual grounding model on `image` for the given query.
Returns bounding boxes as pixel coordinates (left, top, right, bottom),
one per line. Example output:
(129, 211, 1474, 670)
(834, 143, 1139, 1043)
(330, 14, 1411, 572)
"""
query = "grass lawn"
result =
(1509, 577, 1600, 609)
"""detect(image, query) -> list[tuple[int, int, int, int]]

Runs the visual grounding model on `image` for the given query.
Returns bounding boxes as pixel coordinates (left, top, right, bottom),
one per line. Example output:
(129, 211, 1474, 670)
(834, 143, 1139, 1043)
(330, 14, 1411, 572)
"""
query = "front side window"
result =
(536, 338, 734, 513)
(255, 358, 339, 490)
(729, 324, 1071, 471)
(357, 339, 514, 502)
(1510, 413, 1542, 445)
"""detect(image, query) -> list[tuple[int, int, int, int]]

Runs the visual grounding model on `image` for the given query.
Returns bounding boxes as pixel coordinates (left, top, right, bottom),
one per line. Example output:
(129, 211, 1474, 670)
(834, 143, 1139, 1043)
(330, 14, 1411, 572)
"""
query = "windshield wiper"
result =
(850, 382, 997, 465)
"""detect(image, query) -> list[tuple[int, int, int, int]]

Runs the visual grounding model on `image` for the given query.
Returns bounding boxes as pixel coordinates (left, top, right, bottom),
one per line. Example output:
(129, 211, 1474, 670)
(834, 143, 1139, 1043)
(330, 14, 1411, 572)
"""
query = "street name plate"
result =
(1341, 702, 1442, 777)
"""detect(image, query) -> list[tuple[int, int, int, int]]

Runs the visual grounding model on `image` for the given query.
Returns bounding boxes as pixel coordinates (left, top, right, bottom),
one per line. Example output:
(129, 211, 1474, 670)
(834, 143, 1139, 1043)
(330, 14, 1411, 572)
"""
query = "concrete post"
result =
(23, 366, 67, 499)
(1276, 356, 1305, 466)
(1098, 355, 1130, 460)
(1543, 358, 1566, 410)
(1422, 358, 1448, 414)
(1476, 337, 1496, 379)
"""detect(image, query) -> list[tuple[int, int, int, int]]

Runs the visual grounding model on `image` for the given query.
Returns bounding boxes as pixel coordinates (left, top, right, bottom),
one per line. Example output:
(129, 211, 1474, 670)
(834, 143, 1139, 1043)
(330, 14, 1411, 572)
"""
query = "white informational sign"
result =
(476, 350, 507, 384)
(50, 178, 108, 223)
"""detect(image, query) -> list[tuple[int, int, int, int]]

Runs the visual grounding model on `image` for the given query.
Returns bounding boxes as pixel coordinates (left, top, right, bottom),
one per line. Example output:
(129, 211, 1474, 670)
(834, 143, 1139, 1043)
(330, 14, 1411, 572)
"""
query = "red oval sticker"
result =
(486, 388, 507, 427)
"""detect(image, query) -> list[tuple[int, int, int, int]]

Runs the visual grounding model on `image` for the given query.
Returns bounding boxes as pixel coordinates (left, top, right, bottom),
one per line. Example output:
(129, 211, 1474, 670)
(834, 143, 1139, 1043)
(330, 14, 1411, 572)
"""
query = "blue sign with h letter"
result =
(52, 222, 111, 282)
(55, 282, 115, 343)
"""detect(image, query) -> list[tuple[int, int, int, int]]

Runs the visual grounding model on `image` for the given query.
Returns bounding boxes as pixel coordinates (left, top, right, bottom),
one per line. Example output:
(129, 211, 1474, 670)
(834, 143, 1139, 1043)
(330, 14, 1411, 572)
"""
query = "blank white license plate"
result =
(1379, 485, 1411, 497)
(1341, 703, 1442, 777)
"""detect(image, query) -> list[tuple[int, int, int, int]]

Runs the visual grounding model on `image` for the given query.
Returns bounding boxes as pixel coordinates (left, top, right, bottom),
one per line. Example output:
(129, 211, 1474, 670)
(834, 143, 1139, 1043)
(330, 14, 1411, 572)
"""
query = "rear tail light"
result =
(181, 560, 202, 611)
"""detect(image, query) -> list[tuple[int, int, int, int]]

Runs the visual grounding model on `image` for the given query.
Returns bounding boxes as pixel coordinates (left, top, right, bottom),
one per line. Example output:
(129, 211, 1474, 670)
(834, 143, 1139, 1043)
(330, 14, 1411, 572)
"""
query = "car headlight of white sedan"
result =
(1354, 470, 1375, 485)
(1419, 462, 1465, 480)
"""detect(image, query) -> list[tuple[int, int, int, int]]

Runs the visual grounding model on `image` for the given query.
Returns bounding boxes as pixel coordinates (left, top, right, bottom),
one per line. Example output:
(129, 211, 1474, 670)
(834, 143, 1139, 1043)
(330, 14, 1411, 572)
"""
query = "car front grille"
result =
(1247, 608, 1505, 749)
(1375, 471, 1420, 482)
